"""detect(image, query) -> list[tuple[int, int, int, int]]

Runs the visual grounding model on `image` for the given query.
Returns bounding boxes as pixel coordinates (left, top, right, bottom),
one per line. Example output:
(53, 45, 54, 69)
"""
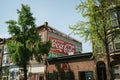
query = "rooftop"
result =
(37, 22, 82, 44)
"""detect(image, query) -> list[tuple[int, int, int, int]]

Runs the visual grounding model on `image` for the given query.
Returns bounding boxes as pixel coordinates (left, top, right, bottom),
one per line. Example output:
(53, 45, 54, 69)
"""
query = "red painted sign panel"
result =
(49, 36, 75, 55)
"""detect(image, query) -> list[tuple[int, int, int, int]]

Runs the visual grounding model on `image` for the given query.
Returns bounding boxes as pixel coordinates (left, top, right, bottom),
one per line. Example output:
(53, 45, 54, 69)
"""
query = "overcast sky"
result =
(0, 0, 92, 53)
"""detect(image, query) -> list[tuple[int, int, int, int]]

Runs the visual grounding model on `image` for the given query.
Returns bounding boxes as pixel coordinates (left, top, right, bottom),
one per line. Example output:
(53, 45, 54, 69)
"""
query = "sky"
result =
(0, 0, 92, 53)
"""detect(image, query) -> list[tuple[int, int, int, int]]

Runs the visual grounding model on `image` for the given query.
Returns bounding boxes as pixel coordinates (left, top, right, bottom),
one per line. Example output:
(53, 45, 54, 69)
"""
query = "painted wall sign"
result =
(49, 36, 75, 55)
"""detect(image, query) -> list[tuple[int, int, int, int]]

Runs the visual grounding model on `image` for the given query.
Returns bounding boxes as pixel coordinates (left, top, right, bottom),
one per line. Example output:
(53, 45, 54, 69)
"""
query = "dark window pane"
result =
(115, 42, 120, 49)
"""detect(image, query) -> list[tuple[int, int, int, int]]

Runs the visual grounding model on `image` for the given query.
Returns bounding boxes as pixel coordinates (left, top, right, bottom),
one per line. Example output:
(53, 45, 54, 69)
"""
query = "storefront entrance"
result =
(96, 61, 107, 80)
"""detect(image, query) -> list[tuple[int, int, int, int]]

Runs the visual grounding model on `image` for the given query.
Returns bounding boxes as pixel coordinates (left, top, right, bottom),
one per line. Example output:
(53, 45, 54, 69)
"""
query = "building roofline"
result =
(37, 22, 82, 44)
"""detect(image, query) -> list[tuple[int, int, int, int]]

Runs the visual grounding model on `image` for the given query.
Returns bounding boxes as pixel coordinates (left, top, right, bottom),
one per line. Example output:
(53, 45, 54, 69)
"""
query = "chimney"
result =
(44, 22, 48, 27)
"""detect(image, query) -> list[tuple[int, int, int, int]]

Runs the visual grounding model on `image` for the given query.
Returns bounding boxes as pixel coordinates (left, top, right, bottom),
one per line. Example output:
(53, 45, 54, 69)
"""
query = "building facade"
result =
(0, 22, 112, 80)
(27, 22, 83, 80)
(47, 52, 95, 80)
(0, 38, 4, 80)
(0, 22, 83, 80)
(92, 0, 120, 80)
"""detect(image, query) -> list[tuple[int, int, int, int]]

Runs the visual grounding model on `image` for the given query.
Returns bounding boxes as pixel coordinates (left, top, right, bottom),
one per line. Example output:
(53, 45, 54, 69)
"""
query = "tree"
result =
(6, 4, 51, 80)
(70, 0, 120, 80)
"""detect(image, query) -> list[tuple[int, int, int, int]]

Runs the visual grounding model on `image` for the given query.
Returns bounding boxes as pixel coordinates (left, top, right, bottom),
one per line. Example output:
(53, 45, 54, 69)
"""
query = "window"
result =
(109, 44, 113, 51)
(41, 32, 44, 42)
(113, 65, 120, 79)
(110, 11, 119, 27)
(61, 71, 74, 80)
(47, 72, 58, 80)
(78, 71, 94, 80)
(2, 54, 9, 64)
(39, 32, 44, 42)
(115, 42, 120, 50)
(114, 66, 119, 71)
(114, 74, 120, 79)
(4, 45, 8, 54)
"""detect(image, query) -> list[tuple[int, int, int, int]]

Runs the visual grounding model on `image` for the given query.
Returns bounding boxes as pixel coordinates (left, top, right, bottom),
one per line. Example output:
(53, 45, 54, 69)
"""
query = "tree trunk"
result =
(105, 42, 114, 80)
(103, 22, 114, 80)
(23, 62, 27, 80)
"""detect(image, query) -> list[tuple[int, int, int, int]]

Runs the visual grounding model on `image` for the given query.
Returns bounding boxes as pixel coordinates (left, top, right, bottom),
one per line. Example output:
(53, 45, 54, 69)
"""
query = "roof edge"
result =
(47, 52, 92, 62)
(36, 22, 82, 44)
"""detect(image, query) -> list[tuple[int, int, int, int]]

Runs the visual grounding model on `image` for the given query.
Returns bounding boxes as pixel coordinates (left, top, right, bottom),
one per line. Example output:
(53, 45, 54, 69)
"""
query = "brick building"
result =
(27, 22, 83, 80)
(92, 1, 120, 80)
(0, 22, 96, 80)
(47, 52, 95, 80)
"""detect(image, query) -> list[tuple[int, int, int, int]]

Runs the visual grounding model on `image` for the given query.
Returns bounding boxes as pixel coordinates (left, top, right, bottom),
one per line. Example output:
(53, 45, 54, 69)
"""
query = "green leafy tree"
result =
(70, 0, 120, 80)
(6, 4, 51, 80)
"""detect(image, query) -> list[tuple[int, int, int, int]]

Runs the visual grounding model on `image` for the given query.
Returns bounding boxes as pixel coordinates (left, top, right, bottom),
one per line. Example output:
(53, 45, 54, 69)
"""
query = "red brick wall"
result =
(47, 59, 95, 80)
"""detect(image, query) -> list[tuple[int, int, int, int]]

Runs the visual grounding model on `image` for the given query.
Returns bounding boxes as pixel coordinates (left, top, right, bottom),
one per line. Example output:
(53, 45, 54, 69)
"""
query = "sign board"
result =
(49, 36, 75, 55)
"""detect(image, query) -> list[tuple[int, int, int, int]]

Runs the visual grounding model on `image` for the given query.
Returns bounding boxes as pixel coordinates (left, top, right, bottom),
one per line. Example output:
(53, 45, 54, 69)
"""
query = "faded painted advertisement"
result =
(49, 36, 76, 55)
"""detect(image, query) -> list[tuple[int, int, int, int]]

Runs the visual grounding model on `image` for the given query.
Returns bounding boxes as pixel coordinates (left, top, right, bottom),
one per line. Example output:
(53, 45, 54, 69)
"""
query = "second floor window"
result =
(39, 32, 44, 42)
(110, 10, 119, 27)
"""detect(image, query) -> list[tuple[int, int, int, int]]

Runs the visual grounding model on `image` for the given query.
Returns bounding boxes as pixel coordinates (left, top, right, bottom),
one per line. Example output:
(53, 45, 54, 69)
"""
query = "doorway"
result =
(96, 61, 107, 80)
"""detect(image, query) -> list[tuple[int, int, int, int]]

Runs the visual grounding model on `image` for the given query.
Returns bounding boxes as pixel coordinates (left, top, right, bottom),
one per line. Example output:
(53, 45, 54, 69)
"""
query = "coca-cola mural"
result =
(49, 36, 75, 55)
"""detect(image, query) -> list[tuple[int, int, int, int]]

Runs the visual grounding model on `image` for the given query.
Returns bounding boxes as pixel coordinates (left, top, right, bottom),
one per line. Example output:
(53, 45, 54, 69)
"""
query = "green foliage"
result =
(17, 4, 35, 27)
(70, 1, 120, 79)
(70, 0, 120, 54)
(34, 40, 52, 63)
(6, 4, 51, 80)
(6, 20, 20, 35)
(70, 0, 101, 42)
